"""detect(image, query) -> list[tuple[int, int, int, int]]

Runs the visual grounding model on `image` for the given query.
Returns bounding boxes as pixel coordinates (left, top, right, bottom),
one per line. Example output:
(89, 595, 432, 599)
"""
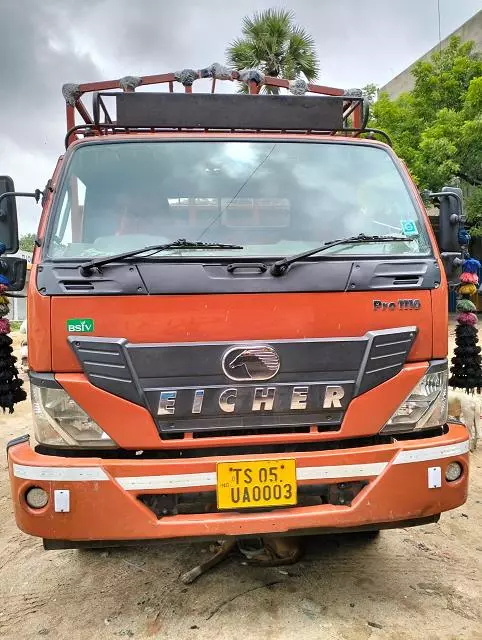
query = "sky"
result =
(0, 0, 480, 235)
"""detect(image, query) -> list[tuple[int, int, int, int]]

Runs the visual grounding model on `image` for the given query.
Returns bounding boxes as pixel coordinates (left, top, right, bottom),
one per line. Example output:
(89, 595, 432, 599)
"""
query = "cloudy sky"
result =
(0, 0, 480, 236)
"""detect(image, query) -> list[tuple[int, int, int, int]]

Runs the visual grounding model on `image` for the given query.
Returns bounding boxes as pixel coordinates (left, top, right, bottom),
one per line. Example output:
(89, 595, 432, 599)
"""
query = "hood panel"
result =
(51, 291, 432, 372)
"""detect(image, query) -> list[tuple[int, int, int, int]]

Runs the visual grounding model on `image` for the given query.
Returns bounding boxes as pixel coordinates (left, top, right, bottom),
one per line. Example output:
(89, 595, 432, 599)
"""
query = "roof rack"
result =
(62, 64, 390, 147)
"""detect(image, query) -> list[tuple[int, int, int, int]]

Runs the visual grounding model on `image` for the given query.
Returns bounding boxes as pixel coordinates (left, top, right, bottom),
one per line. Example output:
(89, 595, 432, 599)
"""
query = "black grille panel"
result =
(68, 337, 144, 406)
(356, 328, 417, 395)
(69, 327, 417, 436)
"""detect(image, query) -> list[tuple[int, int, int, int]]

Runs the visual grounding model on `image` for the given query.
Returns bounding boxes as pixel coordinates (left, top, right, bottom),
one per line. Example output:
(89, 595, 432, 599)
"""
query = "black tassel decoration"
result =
(0, 279, 27, 412)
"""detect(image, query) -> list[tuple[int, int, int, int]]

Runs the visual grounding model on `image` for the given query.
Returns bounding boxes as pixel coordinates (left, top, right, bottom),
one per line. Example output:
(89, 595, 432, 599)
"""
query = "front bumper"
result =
(8, 424, 469, 543)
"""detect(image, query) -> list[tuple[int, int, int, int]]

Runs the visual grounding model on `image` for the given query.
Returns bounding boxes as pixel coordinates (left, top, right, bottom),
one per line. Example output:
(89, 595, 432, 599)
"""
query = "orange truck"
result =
(0, 68, 470, 549)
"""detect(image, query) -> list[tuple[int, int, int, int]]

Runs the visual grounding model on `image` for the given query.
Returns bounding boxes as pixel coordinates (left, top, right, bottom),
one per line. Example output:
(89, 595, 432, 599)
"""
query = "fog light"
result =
(25, 487, 49, 509)
(445, 462, 463, 482)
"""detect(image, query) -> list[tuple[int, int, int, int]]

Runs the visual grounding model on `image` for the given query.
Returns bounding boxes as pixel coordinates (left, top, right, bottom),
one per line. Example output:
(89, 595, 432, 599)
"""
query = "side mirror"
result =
(0, 176, 42, 291)
(0, 176, 42, 254)
(424, 186, 464, 280)
(0, 176, 19, 253)
(0, 256, 27, 291)
(438, 186, 463, 253)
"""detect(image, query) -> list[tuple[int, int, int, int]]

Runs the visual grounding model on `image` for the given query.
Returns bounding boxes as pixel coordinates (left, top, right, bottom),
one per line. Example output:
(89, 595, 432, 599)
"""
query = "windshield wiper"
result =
(270, 234, 415, 277)
(80, 239, 244, 275)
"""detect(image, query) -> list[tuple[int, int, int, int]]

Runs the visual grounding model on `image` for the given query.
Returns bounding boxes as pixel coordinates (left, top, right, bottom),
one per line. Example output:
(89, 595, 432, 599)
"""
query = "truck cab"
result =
(2, 69, 469, 548)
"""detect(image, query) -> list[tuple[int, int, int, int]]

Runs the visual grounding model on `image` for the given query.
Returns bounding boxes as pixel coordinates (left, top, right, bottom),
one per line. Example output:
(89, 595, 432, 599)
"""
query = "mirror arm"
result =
(0, 189, 43, 220)
(425, 190, 465, 223)
(440, 251, 465, 283)
(440, 252, 464, 264)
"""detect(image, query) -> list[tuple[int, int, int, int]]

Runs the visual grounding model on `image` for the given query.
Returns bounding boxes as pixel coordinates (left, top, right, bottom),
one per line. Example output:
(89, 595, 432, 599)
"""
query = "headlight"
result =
(381, 361, 448, 435)
(31, 383, 117, 448)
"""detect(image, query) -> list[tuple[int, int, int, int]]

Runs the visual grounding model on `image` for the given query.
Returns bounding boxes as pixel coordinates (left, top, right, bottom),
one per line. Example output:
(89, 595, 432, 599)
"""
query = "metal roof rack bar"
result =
(64, 123, 392, 150)
(62, 66, 388, 146)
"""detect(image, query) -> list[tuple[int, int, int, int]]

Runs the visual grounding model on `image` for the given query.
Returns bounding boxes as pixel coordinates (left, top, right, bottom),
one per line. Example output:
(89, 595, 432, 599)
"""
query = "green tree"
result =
(362, 83, 378, 104)
(371, 37, 482, 233)
(226, 8, 320, 93)
(19, 233, 36, 252)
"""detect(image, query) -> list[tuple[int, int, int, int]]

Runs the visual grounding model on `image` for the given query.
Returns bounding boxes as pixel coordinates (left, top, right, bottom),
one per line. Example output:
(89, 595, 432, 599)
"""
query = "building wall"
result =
(380, 10, 482, 99)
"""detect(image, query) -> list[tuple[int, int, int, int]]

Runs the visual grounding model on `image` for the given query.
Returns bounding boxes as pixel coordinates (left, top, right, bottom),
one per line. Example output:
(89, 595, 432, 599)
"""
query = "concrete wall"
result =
(380, 10, 482, 99)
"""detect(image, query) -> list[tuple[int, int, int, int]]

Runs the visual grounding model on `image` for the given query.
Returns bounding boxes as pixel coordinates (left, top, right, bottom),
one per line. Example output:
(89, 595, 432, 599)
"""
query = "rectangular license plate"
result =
(216, 459, 297, 510)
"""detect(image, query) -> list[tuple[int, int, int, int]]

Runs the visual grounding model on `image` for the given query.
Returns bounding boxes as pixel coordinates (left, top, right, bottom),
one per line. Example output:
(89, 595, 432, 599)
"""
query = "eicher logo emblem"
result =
(222, 345, 280, 381)
(157, 343, 347, 418)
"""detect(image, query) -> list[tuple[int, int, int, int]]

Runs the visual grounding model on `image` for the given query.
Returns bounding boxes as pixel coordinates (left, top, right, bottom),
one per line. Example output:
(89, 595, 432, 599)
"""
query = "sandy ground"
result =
(1, 332, 481, 640)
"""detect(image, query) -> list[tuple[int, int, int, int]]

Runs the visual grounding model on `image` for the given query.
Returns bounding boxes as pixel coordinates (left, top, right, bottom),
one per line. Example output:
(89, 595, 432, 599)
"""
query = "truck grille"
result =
(69, 327, 416, 440)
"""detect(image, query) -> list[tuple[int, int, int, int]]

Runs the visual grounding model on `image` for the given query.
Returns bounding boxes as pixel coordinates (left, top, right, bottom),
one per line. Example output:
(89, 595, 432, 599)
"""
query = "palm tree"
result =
(226, 9, 320, 93)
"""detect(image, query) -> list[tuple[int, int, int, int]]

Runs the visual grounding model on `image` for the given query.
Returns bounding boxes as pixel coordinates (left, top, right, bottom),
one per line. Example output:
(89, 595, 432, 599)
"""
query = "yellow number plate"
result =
(216, 459, 297, 510)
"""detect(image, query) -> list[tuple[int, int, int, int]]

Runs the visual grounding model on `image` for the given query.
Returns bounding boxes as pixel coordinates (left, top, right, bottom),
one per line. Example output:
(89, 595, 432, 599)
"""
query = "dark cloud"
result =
(0, 0, 479, 234)
(0, 1, 102, 230)
(0, 1, 101, 149)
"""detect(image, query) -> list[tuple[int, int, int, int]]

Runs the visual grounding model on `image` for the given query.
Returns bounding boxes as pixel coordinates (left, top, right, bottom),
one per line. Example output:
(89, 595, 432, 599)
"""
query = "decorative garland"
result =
(0, 243, 27, 412)
(450, 257, 482, 394)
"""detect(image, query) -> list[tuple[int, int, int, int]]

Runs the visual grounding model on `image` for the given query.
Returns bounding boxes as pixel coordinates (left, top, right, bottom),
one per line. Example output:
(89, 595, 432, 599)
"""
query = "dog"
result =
(448, 390, 481, 451)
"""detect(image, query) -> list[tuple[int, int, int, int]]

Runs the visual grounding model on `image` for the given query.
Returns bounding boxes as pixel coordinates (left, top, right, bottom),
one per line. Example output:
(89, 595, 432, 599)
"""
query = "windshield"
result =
(46, 140, 431, 260)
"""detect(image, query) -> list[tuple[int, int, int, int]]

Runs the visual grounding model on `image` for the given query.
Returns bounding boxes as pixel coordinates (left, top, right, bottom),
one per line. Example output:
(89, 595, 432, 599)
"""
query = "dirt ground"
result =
(1, 332, 481, 640)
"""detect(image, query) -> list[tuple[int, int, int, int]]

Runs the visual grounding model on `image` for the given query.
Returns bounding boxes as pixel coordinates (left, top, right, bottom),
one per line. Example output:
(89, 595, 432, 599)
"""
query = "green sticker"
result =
(66, 318, 94, 333)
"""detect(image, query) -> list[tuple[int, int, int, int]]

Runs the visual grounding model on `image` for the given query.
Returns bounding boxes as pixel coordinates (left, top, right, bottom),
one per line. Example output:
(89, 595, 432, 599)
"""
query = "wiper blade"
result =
(80, 239, 243, 275)
(270, 234, 415, 276)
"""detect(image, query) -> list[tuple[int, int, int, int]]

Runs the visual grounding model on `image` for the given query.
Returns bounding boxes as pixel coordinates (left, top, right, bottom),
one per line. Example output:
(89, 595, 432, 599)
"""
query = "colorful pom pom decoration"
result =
(462, 258, 480, 274)
(456, 298, 477, 313)
(459, 272, 479, 284)
(456, 312, 478, 325)
(459, 283, 477, 296)
(450, 254, 482, 393)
